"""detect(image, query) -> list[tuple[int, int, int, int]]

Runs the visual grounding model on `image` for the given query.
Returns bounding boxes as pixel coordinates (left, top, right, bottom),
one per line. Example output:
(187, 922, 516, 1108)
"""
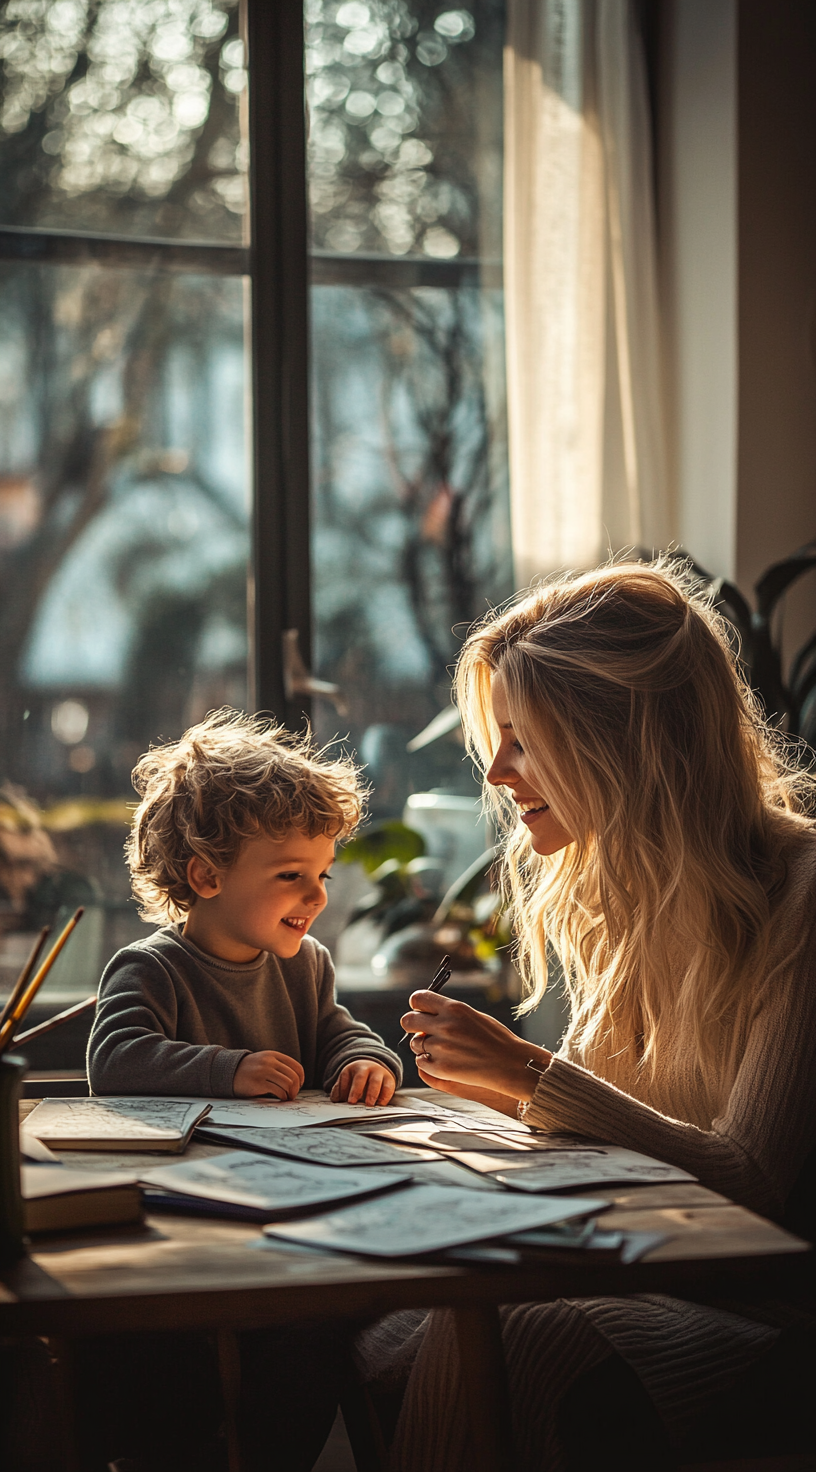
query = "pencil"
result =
(398, 954, 453, 1047)
(0, 908, 84, 1054)
(0, 926, 50, 1034)
(12, 993, 97, 1047)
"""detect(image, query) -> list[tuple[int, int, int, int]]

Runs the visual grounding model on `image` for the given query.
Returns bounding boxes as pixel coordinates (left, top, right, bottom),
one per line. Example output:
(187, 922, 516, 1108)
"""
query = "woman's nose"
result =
(486, 746, 515, 787)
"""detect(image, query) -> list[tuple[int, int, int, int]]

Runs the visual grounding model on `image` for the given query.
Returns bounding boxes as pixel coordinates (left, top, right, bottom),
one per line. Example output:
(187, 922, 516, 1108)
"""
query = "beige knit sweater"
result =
(370, 822, 816, 1472)
(526, 820, 816, 1225)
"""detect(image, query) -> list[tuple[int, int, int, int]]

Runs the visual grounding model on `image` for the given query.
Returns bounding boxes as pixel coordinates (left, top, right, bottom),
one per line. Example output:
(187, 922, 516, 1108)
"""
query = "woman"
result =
(367, 561, 816, 1470)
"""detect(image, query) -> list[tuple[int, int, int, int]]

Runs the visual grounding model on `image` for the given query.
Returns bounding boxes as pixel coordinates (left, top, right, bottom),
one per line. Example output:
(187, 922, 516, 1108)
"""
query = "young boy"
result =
(88, 708, 401, 1101)
(80, 712, 400, 1471)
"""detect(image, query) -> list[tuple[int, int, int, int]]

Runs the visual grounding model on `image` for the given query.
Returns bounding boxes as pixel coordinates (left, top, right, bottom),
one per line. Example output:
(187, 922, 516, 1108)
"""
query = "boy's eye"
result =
(274, 870, 332, 882)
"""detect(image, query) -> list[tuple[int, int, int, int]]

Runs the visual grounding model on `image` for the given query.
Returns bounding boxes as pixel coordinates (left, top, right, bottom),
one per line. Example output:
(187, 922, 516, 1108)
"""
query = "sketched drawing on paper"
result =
(28, 1097, 207, 1140)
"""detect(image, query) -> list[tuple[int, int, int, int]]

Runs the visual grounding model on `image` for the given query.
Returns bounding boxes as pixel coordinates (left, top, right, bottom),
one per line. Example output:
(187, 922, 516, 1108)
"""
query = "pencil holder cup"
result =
(0, 1052, 26, 1266)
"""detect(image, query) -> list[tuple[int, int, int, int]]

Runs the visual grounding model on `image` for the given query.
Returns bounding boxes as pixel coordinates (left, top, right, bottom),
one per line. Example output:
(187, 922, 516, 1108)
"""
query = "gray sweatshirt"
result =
(87, 925, 402, 1097)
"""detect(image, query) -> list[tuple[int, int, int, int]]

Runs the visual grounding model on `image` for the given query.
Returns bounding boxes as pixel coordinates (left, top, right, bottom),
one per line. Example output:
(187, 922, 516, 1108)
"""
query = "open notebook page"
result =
(171, 1092, 419, 1130)
(25, 1097, 210, 1144)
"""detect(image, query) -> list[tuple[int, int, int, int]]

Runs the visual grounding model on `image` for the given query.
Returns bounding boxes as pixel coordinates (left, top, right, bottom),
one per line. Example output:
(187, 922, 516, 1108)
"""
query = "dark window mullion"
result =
(0, 226, 248, 275)
(247, 0, 311, 726)
(310, 252, 503, 289)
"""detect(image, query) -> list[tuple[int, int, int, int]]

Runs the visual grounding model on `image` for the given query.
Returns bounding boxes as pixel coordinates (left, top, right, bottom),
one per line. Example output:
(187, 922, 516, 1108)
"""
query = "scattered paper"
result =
(195, 1123, 430, 1168)
(382, 1099, 516, 1132)
(263, 1184, 605, 1257)
(22, 1164, 138, 1199)
(494, 1147, 695, 1192)
(368, 1121, 535, 1155)
(141, 1150, 411, 1215)
(20, 1129, 58, 1162)
(176, 1095, 414, 1130)
(455, 1225, 668, 1265)
(26, 1097, 210, 1142)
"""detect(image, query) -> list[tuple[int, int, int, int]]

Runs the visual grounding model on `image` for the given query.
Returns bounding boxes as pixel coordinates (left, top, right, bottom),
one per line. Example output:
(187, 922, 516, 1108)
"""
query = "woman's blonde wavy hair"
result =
(456, 560, 816, 1079)
(126, 708, 365, 924)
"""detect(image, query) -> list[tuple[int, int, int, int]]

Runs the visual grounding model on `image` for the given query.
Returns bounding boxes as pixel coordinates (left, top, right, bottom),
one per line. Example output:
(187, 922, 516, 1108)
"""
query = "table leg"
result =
(453, 1305, 514, 1472)
(217, 1327, 243, 1472)
(44, 1336, 80, 1472)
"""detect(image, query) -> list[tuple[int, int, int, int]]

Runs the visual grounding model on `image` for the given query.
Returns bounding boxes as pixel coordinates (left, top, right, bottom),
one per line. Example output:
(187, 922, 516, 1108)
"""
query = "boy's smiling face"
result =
(183, 829, 336, 964)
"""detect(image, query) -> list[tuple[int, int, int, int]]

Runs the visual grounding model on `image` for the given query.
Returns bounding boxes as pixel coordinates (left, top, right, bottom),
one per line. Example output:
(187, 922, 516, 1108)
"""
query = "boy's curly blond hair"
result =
(126, 708, 366, 923)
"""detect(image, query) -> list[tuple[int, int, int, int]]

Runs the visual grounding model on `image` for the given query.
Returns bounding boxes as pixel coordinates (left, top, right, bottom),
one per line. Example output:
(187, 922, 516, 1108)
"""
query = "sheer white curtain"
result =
(504, 0, 670, 585)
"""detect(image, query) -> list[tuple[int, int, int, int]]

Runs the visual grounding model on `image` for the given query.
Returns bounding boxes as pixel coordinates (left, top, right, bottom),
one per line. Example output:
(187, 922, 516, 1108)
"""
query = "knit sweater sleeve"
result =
(87, 948, 246, 1098)
(523, 920, 816, 1219)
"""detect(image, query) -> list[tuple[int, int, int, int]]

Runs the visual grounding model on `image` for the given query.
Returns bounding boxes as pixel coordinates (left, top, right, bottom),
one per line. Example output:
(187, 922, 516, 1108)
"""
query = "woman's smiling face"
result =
(485, 669, 575, 856)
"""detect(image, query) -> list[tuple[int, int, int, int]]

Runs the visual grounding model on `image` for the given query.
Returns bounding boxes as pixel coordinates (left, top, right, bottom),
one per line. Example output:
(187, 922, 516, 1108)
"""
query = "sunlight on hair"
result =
(455, 558, 816, 1099)
(126, 708, 367, 925)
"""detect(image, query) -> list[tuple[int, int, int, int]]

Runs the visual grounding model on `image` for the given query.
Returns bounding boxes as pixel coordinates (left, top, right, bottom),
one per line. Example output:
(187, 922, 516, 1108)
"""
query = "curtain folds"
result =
(504, 0, 670, 585)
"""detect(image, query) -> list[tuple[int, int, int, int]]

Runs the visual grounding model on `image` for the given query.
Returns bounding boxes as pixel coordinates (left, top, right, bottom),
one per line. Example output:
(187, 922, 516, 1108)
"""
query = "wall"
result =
(658, 0, 737, 579)
(736, 0, 816, 659)
(659, 0, 816, 663)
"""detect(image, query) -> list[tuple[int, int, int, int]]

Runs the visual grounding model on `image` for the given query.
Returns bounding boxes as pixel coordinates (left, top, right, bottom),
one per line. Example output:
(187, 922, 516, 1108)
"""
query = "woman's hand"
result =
(401, 991, 552, 1103)
(233, 1050, 305, 1100)
(414, 1069, 524, 1118)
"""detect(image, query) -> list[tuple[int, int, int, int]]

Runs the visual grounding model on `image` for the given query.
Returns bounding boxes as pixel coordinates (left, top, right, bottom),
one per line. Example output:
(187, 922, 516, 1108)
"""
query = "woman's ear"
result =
(187, 854, 223, 900)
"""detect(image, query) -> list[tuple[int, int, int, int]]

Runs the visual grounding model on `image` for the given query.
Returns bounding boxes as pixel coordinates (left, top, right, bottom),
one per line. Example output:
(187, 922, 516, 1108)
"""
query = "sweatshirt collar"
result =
(170, 922, 269, 975)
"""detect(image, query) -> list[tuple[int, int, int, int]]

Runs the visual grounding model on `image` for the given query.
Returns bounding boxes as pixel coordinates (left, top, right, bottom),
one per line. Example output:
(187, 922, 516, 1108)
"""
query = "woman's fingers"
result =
(401, 989, 457, 1037)
(416, 1066, 523, 1118)
(407, 988, 446, 1015)
(405, 996, 537, 1098)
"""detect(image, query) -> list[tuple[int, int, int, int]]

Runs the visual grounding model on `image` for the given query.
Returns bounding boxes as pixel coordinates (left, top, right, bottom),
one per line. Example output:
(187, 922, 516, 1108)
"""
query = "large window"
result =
(0, 0, 249, 1013)
(0, 0, 511, 1047)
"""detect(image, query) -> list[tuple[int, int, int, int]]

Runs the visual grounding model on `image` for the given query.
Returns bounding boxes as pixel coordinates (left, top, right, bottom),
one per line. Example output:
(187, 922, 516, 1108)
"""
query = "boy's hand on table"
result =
(233, 1050, 305, 1100)
(330, 1060, 397, 1107)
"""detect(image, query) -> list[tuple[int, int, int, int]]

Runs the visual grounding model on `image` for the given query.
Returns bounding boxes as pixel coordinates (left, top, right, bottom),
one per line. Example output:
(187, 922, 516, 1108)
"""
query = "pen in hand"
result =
(398, 954, 452, 1048)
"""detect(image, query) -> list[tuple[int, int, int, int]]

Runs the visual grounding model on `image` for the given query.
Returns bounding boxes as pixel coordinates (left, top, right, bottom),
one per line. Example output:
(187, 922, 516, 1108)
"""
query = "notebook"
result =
(22, 1165, 142, 1232)
(25, 1097, 211, 1152)
(140, 1149, 412, 1221)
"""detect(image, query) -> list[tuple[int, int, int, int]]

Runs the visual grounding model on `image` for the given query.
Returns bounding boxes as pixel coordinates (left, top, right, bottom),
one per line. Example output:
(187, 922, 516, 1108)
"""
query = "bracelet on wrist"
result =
(517, 1055, 550, 1122)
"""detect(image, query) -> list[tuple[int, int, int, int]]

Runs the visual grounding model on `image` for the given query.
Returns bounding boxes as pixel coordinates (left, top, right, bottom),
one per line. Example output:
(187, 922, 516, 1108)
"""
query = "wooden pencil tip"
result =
(73, 907, 85, 921)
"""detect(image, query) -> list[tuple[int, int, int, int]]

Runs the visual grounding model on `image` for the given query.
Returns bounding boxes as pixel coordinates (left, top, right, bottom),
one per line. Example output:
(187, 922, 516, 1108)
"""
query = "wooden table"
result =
(4, 1095, 811, 1472)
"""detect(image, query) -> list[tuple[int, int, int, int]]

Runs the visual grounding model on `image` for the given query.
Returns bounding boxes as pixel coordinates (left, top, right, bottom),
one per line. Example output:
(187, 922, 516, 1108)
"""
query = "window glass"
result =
(0, 0, 247, 242)
(306, 1, 512, 1002)
(0, 260, 248, 1005)
(306, 0, 503, 259)
(311, 279, 509, 807)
